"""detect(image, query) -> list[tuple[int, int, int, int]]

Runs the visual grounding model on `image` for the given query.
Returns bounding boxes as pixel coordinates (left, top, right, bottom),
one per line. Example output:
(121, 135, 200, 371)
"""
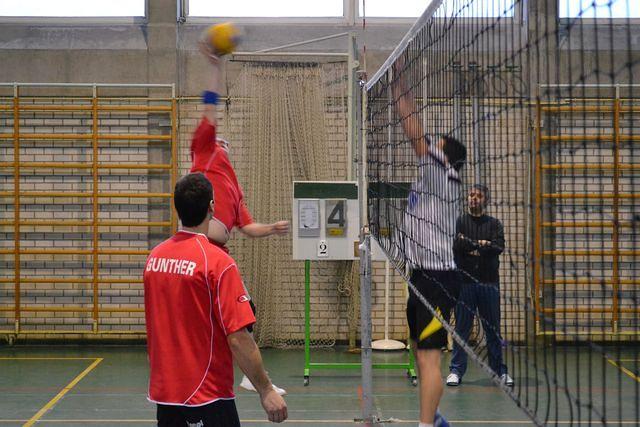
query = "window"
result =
(438, 0, 517, 18)
(0, 0, 145, 17)
(188, 0, 343, 18)
(359, 0, 425, 18)
(559, 0, 640, 18)
(360, 0, 517, 18)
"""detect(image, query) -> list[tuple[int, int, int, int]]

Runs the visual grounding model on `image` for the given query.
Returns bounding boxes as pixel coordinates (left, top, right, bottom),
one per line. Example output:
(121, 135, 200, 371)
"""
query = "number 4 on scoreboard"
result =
(328, 202, 345, 226)
(326, 199, 346, 237)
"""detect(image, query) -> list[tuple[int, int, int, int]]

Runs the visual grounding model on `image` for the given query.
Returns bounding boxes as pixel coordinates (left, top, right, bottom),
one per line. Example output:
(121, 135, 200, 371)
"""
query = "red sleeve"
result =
(237, 199, 254, 228)
(213, 263, 255, 335)
(190, 117, 216, 172)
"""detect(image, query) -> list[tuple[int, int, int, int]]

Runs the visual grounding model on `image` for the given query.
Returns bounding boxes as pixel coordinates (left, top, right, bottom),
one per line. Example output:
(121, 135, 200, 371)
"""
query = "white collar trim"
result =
(177, 229, 208, 238)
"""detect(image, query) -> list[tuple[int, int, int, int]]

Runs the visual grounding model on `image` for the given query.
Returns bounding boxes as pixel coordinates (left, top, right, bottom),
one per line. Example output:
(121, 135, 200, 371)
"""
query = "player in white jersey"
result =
(393, 57, 467, 427)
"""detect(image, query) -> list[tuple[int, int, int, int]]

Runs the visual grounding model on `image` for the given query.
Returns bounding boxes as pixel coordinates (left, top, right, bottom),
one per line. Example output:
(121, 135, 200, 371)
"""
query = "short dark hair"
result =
(441, 135, 466, 172)
(470, 184, 490, 206)
(174, 173, 213, 227)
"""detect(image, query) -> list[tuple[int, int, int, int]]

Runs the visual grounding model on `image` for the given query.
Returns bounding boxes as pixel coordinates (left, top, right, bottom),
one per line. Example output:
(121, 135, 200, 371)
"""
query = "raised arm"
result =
(198, 40, 223, 126)
(391, 59, 429, 157)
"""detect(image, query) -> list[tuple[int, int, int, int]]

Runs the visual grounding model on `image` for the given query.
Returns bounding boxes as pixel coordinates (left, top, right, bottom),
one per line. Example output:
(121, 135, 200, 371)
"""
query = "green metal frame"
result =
(303, 260, 416, 385)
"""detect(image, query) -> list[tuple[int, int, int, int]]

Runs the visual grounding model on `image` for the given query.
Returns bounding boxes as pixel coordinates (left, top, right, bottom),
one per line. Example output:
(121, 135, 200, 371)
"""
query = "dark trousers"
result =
(449, 281, 507, 378)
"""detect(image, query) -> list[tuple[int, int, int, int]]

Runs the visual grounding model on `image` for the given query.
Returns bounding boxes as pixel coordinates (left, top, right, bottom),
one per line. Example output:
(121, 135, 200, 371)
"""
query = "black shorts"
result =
(406, 269, 461, 350)
(157, 399, 240, 427)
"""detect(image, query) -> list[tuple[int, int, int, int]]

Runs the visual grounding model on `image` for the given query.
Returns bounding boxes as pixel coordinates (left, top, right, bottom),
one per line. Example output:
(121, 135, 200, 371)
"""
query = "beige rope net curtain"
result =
(224, 60, 357, 347)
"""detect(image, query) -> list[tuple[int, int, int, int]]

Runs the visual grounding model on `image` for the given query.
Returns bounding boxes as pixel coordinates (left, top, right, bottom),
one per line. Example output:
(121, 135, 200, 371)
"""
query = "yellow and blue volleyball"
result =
(205, 22, 241, 56)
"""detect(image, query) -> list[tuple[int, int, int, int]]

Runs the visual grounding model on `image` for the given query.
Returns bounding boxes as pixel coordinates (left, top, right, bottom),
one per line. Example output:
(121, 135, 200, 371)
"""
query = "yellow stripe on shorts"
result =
(419, 308, 443, 342)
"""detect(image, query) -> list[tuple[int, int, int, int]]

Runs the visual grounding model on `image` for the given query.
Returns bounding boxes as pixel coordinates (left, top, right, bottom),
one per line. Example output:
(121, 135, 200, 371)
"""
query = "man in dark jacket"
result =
(446, 185, 513, 387)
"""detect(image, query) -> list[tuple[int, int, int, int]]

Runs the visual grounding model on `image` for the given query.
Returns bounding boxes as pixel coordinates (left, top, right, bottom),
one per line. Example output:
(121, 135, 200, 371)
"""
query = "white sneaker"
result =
(239, 375, 287, 395)
(271, 383, 287, 396)
(500, 373, 514, 387)
(239, 375, 256, 392)
(446, 372, 460, 386)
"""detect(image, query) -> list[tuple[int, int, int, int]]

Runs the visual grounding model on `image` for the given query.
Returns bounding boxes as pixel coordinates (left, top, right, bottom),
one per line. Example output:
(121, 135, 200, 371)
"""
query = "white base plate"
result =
(372, 339, 406, 351)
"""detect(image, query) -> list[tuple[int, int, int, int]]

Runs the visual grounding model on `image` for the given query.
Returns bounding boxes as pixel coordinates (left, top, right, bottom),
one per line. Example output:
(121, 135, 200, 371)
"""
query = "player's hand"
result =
(392, 53, 406, 74)
(259, 388, 288, 423)
(478, 240, 491, 247)
(271, 220, 290, 235)
(198, 39, 220, 65)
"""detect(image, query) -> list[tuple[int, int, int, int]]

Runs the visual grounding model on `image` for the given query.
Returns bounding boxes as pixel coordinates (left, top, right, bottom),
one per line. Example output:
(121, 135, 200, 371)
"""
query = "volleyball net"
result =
(365, 0, 639, 424)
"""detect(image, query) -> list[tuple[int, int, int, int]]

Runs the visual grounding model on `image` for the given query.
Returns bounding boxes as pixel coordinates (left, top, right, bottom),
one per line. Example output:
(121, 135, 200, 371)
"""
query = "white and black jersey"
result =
(402, 146, 461, 271)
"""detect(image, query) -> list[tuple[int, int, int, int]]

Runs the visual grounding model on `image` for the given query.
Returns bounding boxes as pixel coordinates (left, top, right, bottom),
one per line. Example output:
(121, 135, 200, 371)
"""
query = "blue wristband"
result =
(202, 91, 219, 105)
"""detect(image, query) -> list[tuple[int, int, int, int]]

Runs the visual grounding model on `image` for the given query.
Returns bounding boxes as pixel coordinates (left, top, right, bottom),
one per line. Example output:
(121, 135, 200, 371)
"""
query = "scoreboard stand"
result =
(292, 181, 416, 386)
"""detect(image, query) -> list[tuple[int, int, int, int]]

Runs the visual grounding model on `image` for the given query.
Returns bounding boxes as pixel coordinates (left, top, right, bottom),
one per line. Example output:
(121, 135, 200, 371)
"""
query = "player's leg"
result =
(239, 299, 287, 395)
(448, 280, 478, 384)
(415, 347, 444, 425)
(408, 270, 452, 427)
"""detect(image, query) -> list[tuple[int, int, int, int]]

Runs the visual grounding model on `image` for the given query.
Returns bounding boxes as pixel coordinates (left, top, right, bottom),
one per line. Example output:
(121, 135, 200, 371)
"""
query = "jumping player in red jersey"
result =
(190, 39, 288, 396)
(144, 173, 288, 426)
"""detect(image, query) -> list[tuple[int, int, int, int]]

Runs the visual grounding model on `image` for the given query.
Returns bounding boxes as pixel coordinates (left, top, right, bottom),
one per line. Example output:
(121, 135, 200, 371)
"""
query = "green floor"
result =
(0, 345, 637, 426)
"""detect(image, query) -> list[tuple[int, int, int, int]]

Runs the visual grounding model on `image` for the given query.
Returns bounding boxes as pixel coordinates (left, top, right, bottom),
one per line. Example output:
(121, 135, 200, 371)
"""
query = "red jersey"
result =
(190, 118, 253, 243)
(144, 230, 255, 406)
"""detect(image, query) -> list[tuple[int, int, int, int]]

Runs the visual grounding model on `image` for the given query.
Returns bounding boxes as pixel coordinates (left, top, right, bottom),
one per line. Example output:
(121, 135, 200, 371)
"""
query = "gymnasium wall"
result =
(1, 0, 639, 342)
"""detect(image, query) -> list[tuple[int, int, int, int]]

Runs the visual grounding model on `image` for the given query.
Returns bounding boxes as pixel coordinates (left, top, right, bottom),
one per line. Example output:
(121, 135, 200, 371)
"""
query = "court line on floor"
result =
(22, 357, 103, 427)
(0, 357, 99, 360)
(1, 420, 639, 425)
(604, 356, 640, 384)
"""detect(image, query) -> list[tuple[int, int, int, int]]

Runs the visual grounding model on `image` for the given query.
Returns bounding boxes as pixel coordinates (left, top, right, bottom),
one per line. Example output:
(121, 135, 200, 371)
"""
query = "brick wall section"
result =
(546, 105, 638, 333)
(0, 92, 173, 339)
(543, 101, 640, 337)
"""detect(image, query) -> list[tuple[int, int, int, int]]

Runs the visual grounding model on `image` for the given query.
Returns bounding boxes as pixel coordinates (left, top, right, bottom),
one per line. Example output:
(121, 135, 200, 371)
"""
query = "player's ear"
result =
(209, 200, 215, 217)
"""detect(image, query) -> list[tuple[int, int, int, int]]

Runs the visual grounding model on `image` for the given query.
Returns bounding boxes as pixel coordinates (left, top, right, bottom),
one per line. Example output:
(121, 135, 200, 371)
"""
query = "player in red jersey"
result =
(190, 42, 289, 252)
(144, 173, 287, 426)
(190, 40, 288, 396)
